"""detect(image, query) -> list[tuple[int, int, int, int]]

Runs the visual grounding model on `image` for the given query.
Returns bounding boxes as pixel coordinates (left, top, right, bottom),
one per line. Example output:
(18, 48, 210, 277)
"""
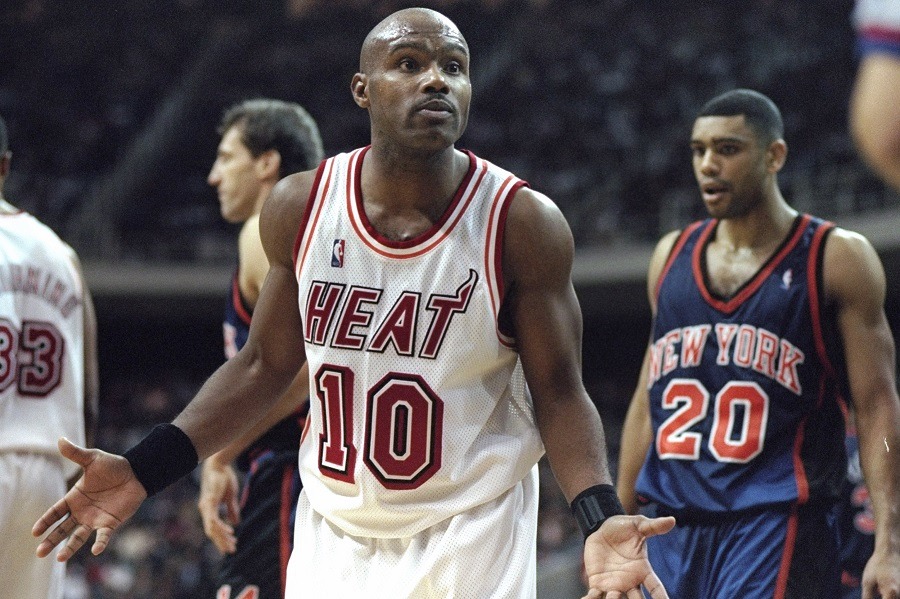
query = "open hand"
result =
(581, 514, 676, 599)
(32, 438, 147, 561)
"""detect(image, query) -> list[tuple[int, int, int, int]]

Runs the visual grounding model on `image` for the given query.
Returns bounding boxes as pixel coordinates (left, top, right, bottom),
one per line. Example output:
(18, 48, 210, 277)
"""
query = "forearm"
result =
(208, 370, 309, 466)
(537, 393, 612, 503)
(617, 393, 652, 514)
(856, 396, 900, 553)
(174, 349, 296, 461)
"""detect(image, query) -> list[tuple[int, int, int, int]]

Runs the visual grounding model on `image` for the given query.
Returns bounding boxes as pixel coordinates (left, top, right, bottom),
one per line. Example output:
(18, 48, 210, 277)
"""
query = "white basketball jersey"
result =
(0, 211, 85, 479)
(295, 147, 545, 538)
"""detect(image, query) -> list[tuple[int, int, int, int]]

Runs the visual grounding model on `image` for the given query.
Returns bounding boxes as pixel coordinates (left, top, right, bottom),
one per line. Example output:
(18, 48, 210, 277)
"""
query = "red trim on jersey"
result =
(294, 157, 333, 273)
(491, 180, 526, 307)
(860, 25, 900, 45)
(773, 506, 799, 598)
(484, 174, 525, 347)
(299, 410, 311, 445)
(347, 148, 486, 258)
(654, 221, 704, 302)
(806, 221, 836, 381)
(279, 462, 294, 597)
(792, 405, 810, 504)
(231, 273, 253, 326)
(694, 215, 811, 314)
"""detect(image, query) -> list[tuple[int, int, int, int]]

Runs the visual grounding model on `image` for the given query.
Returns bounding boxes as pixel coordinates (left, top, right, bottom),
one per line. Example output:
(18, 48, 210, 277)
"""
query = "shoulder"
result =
(504, 187, 574, 285)
(646, 229, 683, 310)
(823, 226, 886, 306)
(651, 229, 683, 266)
(238, 213, 262, 245)
(259, 168, 321, 267)
(10, 211, 77, 260)
(505, 187, 572, 245)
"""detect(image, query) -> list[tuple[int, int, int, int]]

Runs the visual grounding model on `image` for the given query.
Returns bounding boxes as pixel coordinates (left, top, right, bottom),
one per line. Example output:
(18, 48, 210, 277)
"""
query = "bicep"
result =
(826, 232, 897, 411)
(505, 190, 583, 400)
(245, 173, 316, 376)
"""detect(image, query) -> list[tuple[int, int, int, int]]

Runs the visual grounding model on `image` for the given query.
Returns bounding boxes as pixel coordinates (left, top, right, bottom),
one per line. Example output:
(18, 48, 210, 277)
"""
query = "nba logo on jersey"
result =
(781, 268, 793, 290)
(331, 239, 345, 267)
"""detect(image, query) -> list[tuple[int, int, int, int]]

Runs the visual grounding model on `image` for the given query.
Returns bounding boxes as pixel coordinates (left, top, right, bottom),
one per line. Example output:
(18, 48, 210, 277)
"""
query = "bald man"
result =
(33, 9, 674, 599)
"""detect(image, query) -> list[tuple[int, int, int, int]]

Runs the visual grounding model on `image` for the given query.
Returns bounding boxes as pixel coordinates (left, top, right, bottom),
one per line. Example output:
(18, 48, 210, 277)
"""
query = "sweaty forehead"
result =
(361, 11, 468, 68)
(376, 20, 464, 45)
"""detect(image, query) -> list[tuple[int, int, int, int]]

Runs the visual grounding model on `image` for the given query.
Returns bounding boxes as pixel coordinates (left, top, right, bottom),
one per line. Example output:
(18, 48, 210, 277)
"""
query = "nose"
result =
(422, 63, 449, 94)
(697, 149, 719, 176)
(207, 164, 220, 187)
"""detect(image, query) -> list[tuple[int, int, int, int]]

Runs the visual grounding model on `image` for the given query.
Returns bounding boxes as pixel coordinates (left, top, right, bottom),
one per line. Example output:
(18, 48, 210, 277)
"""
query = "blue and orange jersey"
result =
(223, 268, 307, 472)
(837, 426, 875, 584)
(636, 215, 849, 513)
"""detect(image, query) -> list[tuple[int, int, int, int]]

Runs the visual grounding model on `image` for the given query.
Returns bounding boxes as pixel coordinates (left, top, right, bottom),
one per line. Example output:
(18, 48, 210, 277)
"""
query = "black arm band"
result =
(123, 423, 199, 497)
(570, 484, 626, 539)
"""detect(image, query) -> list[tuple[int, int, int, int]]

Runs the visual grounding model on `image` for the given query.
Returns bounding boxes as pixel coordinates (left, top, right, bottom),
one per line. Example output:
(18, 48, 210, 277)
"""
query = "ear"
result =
(351, 73, 369, 108)
(0, 152, 10, 179)
(256, 149, 281, 180)
(767, 139, 787, 173)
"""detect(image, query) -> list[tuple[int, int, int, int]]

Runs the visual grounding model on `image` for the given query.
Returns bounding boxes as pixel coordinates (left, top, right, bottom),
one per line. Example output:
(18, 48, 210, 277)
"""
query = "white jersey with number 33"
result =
(0, 211, 85, 479)
(294, 147, 544, 538)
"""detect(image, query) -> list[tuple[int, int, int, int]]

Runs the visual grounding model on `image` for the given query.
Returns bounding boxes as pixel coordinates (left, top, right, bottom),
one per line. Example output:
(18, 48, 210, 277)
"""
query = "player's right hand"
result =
(198, 458, 240, 554)
(581, 514, 676, 599)
(32, 437, 147, 562)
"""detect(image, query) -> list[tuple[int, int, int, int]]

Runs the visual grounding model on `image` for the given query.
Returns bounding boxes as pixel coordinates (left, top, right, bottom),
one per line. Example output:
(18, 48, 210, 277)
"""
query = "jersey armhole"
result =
(293, 158, 332, 273)
(493, 179, 528, 345)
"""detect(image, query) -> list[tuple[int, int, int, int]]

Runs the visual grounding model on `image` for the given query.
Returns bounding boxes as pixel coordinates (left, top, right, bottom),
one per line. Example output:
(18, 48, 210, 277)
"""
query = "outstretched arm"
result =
(825, 229, 900, 599)
(33, 171, 318, 562)
(504, 187, 674, 598)
(199, 363, 309, 554)
(616, 349, 653, 515)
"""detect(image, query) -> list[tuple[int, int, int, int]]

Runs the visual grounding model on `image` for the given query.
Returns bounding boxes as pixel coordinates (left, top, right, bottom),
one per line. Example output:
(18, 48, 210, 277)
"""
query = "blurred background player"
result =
(199, 98, 323, 598)
(836, 407, 876, 599)
(842, 3, 900, 596)
(849, 0, 900, 192)
(616, 89, 900, 598)
(0, 113, 98, 599)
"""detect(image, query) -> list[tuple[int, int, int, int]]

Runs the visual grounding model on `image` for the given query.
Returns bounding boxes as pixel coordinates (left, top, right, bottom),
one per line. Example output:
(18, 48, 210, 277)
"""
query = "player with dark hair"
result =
(0, 113, 98, 599)
(34, 8, 674, 599)
(200, 98, 322, 598)
(617, 88, 900, 598)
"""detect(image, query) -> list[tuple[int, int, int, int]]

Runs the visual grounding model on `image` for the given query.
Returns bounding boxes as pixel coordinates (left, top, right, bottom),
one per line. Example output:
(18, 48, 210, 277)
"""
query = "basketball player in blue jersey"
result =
(199, 99, 322, 598)
(850, 0, 900, 192)
(616, 89, 900, 599)
(836, 411, 876, 599)
(33, 8, 676, 599)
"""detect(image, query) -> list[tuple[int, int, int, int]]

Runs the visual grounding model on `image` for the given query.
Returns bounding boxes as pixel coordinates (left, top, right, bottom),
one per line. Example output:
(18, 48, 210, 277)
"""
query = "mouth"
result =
(700, 181, 729, 202)
(415, 98, 454, 119)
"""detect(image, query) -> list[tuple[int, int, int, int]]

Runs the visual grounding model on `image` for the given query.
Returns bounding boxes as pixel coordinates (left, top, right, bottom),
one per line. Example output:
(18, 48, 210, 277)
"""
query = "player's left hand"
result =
(198, 459, 241, 554)
(580, 514, 675, 599)
(861, 548, 900, 599)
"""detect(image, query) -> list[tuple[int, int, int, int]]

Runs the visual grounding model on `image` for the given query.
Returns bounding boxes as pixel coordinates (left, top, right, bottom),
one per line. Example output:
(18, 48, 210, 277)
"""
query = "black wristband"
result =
(123, 423, 199, 497)
(570, 484, 625, 539)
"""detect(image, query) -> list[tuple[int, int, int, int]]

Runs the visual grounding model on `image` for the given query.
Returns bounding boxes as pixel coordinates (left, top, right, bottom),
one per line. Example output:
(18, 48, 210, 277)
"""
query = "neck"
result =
(717, 192, 797, 251)
(362, 144, 466, 213)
